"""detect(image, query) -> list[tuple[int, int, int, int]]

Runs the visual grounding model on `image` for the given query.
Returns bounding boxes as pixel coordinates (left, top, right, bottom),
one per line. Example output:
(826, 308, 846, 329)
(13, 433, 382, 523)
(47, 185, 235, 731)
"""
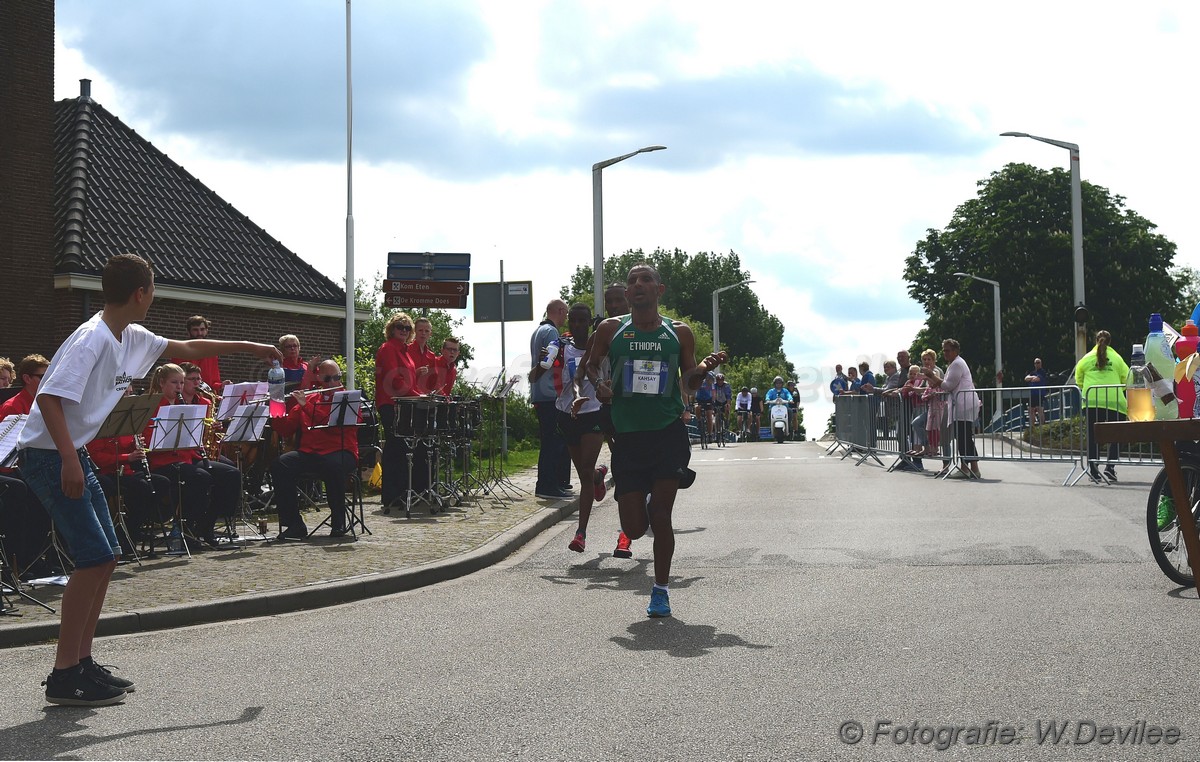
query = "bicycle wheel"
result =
(1146, 461, 1200, 587)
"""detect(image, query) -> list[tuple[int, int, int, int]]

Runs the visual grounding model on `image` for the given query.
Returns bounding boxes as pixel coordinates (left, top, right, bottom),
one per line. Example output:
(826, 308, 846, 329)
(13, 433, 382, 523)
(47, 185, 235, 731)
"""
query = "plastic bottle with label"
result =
(539, 338, 561, 369)
(268, 360, 286, 417)
(1176, 319, 1199, 418)
(1145, 313, 1178, 420)
(1125, 344, 1154, 423)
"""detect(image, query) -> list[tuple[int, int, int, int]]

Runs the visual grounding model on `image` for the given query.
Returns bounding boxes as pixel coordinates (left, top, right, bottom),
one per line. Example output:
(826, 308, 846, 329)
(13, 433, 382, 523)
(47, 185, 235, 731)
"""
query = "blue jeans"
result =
(20, 448, 119, 568)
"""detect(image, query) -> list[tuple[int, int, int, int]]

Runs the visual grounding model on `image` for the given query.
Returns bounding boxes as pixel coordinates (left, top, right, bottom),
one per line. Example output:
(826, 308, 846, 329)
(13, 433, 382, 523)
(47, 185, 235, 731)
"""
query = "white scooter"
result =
(768, 397, 790, 443)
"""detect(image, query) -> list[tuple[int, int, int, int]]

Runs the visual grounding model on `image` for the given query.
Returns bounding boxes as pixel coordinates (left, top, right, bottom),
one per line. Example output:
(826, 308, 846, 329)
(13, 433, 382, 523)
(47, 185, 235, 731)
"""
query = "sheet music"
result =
(328, 390, 363, 427)
(225, 404, 269, 442)
(217, 382, 268, 419)
(0, 414, 27, 467)
(149, 405, 206, 450)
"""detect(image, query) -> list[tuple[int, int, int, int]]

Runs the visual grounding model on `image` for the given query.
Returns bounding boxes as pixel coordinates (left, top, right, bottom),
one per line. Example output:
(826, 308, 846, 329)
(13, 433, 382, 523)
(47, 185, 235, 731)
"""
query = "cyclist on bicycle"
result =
(712, 373, 733, 438)
(749, 387, 762, 439)
(735, 385, 752, 440)
(693, 372, 715, 438)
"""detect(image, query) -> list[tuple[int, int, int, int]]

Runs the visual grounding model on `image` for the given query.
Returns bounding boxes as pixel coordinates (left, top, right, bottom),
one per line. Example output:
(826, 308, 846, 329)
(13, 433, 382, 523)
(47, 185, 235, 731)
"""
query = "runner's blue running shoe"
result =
(647, 587, 671, 618)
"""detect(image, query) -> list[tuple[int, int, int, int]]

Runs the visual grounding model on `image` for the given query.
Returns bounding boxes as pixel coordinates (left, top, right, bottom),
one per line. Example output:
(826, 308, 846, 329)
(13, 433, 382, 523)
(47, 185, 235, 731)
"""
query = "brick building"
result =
(0, 0, 361, 386)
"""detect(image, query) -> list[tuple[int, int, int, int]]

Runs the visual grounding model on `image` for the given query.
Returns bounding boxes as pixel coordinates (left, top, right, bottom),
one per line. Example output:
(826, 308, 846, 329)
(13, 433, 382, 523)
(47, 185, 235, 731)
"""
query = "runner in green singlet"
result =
(583, 264, 726, 618)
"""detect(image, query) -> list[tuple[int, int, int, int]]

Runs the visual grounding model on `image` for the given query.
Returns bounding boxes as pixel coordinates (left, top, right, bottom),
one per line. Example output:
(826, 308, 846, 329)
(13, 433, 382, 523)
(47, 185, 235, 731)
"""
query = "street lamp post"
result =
(1001, 131, 1086, 361)
(592, 146, 667, 315)
(712, 279, 755, 361)
(955, 271, 1003, 421)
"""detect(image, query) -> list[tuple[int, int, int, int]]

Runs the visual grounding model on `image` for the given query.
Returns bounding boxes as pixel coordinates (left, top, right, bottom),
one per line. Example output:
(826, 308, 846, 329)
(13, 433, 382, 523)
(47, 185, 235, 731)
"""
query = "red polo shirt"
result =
(0, 388, 34, 418)
(271, 390, 360, 458)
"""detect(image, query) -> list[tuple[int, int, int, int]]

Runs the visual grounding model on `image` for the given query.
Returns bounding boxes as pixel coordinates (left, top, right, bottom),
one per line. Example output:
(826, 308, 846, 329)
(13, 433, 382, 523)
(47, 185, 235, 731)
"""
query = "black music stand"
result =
(95, 395, 160, 562)
(303, 391, 370, 537)
(147, 404, 207, 558)
(219, 400, 271, 542)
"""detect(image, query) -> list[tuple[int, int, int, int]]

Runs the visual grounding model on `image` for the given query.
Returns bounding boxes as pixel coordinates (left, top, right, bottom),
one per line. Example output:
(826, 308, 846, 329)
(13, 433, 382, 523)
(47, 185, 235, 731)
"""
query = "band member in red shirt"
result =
(278, 333, 319, 390)
(375, 312, 419, 508)
(269, 360, 359, 539)
(171, 316, 224, 393)
(0, 354, 49, 418)
(86, 433, 170, 547)
(143, 364, 240, 546)
(431, 337, 460, 396)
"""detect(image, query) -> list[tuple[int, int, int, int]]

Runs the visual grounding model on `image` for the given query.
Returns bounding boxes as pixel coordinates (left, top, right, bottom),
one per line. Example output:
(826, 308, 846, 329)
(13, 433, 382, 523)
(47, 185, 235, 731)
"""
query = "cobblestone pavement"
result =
(1, 456, 604, 643)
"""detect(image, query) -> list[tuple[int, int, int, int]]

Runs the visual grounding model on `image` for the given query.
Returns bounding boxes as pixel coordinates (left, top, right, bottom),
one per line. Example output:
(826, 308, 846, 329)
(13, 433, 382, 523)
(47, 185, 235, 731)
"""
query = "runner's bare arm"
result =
(584, 318, 620, 402)
(677, 322, 727, 391)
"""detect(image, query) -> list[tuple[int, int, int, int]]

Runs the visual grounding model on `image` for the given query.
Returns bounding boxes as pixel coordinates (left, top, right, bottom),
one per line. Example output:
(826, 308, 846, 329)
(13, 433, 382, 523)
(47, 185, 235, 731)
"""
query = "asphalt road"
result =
(1, 440, 1195, 761)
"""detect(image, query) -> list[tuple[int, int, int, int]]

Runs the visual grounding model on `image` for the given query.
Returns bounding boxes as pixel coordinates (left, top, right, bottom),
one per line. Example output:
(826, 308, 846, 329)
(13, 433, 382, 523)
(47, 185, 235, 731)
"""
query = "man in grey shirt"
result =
(529, 299, 572, 499)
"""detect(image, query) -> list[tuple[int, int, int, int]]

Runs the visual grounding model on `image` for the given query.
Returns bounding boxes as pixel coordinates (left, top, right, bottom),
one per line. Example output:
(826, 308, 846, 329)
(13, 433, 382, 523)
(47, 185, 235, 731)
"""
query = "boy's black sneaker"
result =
(43, 664, 127, 706)
(81, 657, 135, 693)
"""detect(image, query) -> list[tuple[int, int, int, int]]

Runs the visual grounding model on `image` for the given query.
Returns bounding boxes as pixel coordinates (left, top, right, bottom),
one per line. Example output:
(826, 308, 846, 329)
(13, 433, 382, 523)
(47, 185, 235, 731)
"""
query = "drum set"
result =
(383, 394, 487, 518)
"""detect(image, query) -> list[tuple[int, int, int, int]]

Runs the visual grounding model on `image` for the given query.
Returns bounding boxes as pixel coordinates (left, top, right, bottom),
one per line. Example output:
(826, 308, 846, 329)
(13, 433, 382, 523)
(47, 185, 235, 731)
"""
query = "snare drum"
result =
(433, 396, 457, 434)
(393, 396, 436, 437)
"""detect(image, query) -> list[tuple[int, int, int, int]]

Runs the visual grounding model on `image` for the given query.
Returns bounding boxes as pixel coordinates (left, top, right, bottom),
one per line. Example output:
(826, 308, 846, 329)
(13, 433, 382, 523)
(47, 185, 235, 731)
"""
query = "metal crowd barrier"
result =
(830, 383, 1165, 485)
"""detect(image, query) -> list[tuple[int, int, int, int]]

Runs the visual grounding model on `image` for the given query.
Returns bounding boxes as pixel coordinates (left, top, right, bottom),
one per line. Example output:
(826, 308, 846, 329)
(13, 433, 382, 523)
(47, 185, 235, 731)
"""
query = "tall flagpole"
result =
(344, 0, 356, 389)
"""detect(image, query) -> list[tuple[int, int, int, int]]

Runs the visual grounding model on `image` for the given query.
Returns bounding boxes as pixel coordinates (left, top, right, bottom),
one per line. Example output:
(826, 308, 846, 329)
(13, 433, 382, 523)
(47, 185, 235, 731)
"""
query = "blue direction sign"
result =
(386, 252, 471, 281)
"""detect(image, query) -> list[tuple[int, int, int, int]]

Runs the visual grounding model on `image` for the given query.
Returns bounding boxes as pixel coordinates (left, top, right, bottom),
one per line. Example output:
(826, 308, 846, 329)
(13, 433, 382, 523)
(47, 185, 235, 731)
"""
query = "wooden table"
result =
(1094, 419, 1200, 586)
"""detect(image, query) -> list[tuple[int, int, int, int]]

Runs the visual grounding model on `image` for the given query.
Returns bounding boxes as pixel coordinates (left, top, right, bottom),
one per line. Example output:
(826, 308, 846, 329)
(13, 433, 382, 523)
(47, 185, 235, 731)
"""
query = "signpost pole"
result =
(500, 260, 508, 458)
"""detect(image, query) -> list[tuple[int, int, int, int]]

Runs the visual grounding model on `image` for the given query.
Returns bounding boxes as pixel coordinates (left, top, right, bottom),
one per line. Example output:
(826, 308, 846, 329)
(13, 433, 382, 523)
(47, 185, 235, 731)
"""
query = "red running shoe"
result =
(568, 532, 586, 552)
(613, 531, 632, 559)
(593, 464, 608, 502)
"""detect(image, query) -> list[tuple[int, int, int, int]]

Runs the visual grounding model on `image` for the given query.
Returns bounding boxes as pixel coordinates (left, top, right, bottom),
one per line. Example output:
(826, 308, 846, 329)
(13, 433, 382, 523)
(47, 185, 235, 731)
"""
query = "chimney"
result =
(0, 0, 58, 358)
(80, 77, 91, 98)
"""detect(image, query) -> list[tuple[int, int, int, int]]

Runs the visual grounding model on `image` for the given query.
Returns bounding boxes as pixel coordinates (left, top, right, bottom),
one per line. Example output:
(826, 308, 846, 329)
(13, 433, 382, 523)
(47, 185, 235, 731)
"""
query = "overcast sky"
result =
(54, 0, 1200, 429)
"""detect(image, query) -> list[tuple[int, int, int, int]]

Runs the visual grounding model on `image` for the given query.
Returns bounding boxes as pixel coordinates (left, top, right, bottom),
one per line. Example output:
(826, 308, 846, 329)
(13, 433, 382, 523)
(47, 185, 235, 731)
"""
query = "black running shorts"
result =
(557, 409, 604, 446)
(611, 418, 691, 498)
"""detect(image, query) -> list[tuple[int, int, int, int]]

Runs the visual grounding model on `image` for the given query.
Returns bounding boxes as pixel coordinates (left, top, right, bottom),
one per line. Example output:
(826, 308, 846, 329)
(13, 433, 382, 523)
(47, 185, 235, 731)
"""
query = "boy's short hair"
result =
(179, 362, 202, 376)
(17, 354, 50, 380)
(186, 315, 211, 330)
(101, 253, 154, 305)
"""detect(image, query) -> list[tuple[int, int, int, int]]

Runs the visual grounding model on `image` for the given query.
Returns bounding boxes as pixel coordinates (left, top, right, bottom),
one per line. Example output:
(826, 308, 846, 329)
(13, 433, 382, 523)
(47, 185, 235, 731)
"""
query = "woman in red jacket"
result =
(374, 312, 419, 509)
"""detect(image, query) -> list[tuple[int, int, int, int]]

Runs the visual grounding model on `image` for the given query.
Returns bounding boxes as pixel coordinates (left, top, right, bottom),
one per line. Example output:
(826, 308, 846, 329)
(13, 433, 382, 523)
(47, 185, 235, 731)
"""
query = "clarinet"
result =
(132, 434, 154, 495)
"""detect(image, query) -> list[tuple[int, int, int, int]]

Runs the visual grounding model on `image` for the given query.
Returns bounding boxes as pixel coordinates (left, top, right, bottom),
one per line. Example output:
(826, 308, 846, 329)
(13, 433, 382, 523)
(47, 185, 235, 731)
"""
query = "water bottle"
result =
(268, 360, 286, 417)
(1176, 320, 1198, 418)
(1145, 313, 1178, 420)
(1125, 344, 1154, 423)
(539, 338, 561, 370)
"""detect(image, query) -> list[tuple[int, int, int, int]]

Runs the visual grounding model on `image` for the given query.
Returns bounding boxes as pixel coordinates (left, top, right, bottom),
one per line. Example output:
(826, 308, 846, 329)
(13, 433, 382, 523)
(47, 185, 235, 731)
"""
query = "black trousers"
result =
(270, 449, 356, 529)
(96, 472, 172, 540)
(379, 405, 429, 504)
(1086, 407, 1123, 464)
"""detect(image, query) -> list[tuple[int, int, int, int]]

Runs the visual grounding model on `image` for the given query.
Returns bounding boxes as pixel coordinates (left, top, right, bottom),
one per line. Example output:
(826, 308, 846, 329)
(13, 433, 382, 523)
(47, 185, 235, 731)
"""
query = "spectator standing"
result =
(1025, 358, 1049, 428)
(926, 339, 981, 478)
(529, 300, 571, 499)
(858, 362, 876, 394)
(1073, 331, 1127, 483)
(847, 366, 861, 393)
(829, 365, 849, 397)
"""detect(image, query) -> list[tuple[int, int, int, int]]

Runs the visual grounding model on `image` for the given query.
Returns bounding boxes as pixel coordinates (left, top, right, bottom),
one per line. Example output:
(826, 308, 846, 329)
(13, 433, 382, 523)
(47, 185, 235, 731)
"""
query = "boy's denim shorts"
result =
(20, 447, 119, 568)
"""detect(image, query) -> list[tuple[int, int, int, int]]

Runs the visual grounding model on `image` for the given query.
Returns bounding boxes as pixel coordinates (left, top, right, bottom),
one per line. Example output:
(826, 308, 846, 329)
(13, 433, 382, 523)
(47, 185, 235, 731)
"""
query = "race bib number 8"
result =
(624, 359, 666, 395)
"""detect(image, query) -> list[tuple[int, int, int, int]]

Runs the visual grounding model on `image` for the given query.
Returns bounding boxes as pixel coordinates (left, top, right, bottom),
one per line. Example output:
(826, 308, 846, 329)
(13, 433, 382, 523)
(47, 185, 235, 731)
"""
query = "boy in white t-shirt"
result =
(19, 254, 281, 707)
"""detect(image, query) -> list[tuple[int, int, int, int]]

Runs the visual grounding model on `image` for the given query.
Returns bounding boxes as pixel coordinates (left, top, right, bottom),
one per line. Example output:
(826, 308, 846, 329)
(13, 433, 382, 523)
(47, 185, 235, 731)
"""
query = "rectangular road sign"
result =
(386, 252, 471, 282)
(383, 279, 469, 296)
(473, 281, 534, 323)
(386, 265, 472, 281)
(383, 293, 468, 310)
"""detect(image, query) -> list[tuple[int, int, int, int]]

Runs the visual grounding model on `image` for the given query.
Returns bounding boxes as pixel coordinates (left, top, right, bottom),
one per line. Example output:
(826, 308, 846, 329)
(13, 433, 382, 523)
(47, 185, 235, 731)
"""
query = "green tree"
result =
(905, 163, 1190, 382)
(561, 248, 784, 361)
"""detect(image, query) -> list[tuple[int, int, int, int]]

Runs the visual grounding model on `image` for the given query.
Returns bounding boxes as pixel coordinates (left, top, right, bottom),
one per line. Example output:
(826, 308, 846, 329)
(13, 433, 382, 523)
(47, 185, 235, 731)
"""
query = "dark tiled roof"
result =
(53, 95, 345, 305)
